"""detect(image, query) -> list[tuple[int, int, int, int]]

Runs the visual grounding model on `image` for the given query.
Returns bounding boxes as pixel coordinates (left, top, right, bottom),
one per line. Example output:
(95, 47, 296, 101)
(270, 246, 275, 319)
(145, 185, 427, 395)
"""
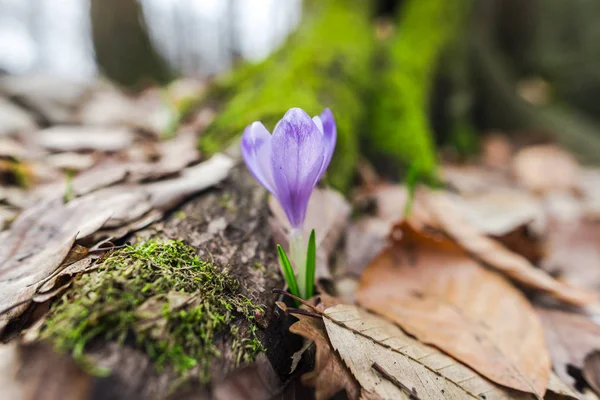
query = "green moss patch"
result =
(41, 240, 264, 384)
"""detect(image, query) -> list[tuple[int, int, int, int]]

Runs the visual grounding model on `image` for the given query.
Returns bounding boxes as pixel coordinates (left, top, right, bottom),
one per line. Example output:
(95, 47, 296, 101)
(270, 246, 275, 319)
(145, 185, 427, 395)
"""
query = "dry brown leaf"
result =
(512, 145, 580, 194)
(358, 222, 551, 397)
(441, 165, 513, 195)
(290, 338, 313, 374)
(212, 353, 282, 400)
(323, 304, 536, 400)
(443, 189, 545, 263)
(0, 75, 87, 124)
(0, 342, 92, 400)
(35, 126, 135, 152)
(0, 194, 110, 327)
(145, 153, 234, 210)
(547, 372, 580, 400)
(32, 281, 72, 303)
(45, 160, 130, 200)
(482, 133, 513, 170)
(579, 168, 600, 220)
(537, 308, 600, 391)
(289, 312, 360, 400)
(36, 256, 94, 294)
(343, 217, 390, 277)
(584, 351, 600, 397)
(78, 89, 146, 128)
(0, 234, 77, 325)
(542, 219, 600, 291)
(146, 130, 199, 180)
(447, 189, 545, 238)
(44, 152, 96, 171)
(0, 136, 28, 158)
(270, 188, 351, 280)
(422, 189, 598, 307)
(0, 97, 37, 136)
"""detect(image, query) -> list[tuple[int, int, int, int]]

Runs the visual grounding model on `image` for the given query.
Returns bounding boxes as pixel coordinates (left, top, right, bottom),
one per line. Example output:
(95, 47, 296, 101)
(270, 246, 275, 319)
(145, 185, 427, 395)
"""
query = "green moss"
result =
(218, 192, 235, 212)
(173, 210, 187, 220)
(0, 159, 31, 187)
(41, 240, 264, 384)
(199, 0, 375, 193)
(369, 0, 471, 180)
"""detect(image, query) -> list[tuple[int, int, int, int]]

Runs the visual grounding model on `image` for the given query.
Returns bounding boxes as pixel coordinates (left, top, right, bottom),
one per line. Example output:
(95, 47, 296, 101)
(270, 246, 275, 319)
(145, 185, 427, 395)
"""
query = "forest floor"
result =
(1, 75, 600, 400)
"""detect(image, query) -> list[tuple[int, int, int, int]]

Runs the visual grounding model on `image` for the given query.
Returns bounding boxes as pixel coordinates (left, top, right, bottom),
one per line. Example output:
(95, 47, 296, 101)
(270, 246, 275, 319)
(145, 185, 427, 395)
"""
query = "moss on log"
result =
(369, 0, 470, 180)
(199, 0, 375, 192)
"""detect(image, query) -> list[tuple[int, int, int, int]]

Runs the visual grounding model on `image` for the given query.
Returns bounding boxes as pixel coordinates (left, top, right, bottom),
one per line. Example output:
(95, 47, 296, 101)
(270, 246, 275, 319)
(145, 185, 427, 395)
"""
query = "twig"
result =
(372, 362, 421, 400)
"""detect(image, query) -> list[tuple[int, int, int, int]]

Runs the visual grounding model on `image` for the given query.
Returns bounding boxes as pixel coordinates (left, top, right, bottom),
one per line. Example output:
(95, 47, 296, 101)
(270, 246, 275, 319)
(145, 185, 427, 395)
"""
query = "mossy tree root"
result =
(368, 0, 471, 180)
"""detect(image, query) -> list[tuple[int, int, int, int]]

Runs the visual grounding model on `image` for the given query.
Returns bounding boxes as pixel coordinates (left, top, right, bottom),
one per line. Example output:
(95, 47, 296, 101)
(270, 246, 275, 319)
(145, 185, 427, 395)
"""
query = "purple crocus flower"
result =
(241, 107, 336, 229)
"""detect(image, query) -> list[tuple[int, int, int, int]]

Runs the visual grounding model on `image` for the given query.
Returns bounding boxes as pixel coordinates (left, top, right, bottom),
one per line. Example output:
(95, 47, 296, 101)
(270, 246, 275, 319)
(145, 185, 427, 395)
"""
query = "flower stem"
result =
(289, 228, 306, 299)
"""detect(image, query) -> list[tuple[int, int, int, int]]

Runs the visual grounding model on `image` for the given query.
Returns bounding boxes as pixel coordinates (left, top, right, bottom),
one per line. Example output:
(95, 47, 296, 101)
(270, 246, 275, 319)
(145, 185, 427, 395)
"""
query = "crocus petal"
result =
(241, 121, 276, 194)
(312, 116, 324, 134)
(271, 108, 325, 228)
(317, 108, 337, 180)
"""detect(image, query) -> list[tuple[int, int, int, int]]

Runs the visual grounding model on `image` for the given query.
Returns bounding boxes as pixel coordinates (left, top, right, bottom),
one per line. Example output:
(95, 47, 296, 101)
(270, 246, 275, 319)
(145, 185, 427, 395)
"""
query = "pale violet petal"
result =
(317, 108, 337, 180)
(312, 116, 324, 134)
(241, 121, 276, 194)
(270, 108, 324, 228)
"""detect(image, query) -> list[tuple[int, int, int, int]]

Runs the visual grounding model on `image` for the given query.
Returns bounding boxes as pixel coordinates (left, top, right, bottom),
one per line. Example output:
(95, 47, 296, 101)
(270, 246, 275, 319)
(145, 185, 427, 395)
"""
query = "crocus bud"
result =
(241, 107, 336, 229)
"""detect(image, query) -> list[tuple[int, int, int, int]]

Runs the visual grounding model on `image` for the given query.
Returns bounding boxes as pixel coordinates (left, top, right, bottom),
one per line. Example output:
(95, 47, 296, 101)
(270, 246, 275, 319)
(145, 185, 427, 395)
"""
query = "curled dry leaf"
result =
(443, 189, 545, 263)
(358, 222, 551, 397)
(0, 193, 112, 328)
(323, 304, 535, 400)
(512, 145, 580, 194)
(289, 312, 360, 400)
(36, 256, 94, 295)
(537, 308, 600, 391)
(270, 188, 351, 280)
(289, 338, 313, 375)
(447, 189, 545, 238)
(422, 189, 598, 307)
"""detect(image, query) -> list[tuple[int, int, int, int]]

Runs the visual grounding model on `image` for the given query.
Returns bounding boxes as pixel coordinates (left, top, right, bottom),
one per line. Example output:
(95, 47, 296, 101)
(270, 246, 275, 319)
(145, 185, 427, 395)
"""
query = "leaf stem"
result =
(289, 229, 307, 298)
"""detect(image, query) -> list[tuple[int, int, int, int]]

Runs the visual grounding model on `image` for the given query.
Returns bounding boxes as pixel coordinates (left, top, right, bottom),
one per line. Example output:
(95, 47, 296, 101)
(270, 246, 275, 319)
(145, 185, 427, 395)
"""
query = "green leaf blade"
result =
(305, 229, 316, 299)
(277, 245, 300, 299)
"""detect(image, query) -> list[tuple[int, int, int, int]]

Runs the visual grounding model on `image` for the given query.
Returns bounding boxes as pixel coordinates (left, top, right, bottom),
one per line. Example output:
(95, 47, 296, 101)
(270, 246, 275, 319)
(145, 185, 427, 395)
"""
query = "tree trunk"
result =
(91, 0, 172, 89)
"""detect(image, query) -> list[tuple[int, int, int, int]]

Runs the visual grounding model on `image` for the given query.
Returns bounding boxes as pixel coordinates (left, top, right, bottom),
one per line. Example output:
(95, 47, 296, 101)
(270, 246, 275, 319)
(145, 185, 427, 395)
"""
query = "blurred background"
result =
(0, 0, 302, 80)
